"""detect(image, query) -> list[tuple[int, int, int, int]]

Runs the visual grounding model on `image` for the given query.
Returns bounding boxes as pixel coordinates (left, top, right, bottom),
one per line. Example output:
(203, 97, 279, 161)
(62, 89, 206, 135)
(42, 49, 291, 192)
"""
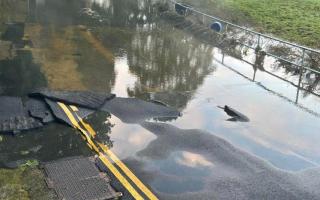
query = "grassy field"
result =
(0, 165, 55, 200)
(183, 0, 320, 48)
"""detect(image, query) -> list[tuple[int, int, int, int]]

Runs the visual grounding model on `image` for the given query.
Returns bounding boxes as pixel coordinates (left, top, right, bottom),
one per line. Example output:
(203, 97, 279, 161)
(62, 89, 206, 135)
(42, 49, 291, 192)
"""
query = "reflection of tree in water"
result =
(267, 46, 320, 96)
(88, 0, 160, 49)
(126, 26, 216, 109)
(159, 5, 320, 98)
(85, 111, 114, 148)
(0, 0, 27, 25)
(89, 0, 157, 27)
(268, 46, 300, 75)
(29, 0, 88, 25)
(301, 54, 320, 97)
(29, 0, 157, 27)
(85, 0, 216, 109)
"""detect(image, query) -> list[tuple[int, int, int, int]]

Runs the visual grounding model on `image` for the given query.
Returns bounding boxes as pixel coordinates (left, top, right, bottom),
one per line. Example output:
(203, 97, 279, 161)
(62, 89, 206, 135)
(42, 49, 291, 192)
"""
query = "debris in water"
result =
(211, 22, 223, 32)
(219, 105, 250, 122)
(29, 145, 43, 153)
(20, 150, 30, 155)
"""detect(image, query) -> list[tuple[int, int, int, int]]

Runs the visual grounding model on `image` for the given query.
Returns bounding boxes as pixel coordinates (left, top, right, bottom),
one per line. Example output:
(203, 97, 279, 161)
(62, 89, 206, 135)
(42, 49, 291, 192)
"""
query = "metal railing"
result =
(166, 0, 320, 91)
(216, 53, 320, 117)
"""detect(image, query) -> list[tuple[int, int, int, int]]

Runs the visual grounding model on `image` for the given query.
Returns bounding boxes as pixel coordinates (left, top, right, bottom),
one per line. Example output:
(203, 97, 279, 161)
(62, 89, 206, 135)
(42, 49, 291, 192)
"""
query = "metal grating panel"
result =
(44, 157, 121, 200)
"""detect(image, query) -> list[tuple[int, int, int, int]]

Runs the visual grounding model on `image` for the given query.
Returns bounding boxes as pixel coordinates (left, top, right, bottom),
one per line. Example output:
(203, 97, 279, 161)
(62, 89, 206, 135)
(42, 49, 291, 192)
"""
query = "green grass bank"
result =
(182, 0, 320, 48)
(0, 165, 56, 200)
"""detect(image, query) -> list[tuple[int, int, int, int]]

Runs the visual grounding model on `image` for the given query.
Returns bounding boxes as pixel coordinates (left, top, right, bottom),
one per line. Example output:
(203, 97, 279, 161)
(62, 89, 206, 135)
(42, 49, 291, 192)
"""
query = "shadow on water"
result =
(0, 14, 47, 96)
(0, 49, 47, 96)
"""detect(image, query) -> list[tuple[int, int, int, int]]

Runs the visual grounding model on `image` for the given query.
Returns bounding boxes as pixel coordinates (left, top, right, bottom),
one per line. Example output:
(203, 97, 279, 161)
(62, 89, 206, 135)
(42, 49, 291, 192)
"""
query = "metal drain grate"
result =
(44, 156, 121, 200)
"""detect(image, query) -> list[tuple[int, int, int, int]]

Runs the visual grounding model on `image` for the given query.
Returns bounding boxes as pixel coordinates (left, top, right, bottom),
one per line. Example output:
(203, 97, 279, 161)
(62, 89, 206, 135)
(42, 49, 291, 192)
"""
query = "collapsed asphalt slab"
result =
(45, 99, 95, 128)
(136, 122, 320, 200)
(25, 98, 56, 123)
(0, 96, 43, 134)
(101, 97, 181, 123)
(29, 89, 115, 109)
(0, 90, 181, 134)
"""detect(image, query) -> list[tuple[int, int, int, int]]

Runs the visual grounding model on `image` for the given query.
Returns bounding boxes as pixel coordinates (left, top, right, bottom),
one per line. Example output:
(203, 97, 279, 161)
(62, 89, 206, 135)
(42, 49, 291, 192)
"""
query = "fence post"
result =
(222, 53, 225, 64)
(256, 34, 261, 53)
(295, 49, 306, 103)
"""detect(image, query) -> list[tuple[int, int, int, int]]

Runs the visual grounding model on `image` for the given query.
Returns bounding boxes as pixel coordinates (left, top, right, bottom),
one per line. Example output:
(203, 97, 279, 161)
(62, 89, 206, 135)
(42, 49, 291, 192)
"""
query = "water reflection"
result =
(170, 58, 320, 170)
(101, 115, 157, 160)
(149, 151, 208, 194)
(112, 56, 137, 97)
(0, 49, 47, 96)
(127, 24, 216, 109)
(0, 18, 47, 96)
(159, 5, 320, 101)
(81, 0, 217, 109)
(0, 123, 92, 168)
(1, 0, 320, 195)
(86, 0, 157, 27)
(176, 151, 214, 168)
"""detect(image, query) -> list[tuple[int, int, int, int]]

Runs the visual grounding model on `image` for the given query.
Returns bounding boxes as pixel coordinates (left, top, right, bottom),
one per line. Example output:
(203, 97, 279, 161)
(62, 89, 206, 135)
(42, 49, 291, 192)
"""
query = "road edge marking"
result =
(57, 102, 144, 200)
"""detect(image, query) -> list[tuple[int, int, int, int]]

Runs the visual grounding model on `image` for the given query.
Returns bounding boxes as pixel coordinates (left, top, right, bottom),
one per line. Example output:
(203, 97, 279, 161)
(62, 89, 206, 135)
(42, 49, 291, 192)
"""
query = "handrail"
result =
(170, 0, 320, 54)
(166, 0, 320, 98)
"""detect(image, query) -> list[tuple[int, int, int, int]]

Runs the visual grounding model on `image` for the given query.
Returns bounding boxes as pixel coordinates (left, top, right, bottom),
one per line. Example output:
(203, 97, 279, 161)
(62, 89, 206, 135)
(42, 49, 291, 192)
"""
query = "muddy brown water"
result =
(1, 0, 320, 199)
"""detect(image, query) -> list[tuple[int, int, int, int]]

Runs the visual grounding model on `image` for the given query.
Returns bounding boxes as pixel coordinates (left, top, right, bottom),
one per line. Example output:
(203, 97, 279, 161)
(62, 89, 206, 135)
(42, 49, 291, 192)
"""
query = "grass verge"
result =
(0, 164, 56, 200)
(182, 0, 320, 48)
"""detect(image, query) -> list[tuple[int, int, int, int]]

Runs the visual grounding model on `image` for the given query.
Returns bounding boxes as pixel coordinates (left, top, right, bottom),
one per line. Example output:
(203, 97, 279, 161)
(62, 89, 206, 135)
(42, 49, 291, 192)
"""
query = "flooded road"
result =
(1, 0, 320, 199)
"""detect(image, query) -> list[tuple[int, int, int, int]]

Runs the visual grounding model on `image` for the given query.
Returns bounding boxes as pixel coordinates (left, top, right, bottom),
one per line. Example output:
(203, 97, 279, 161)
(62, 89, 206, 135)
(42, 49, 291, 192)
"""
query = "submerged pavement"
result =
(138, 122, 320, 200)
(1, 0, 320, 199)
(3, 89, 320, 200)
(0, 90, 181, 199)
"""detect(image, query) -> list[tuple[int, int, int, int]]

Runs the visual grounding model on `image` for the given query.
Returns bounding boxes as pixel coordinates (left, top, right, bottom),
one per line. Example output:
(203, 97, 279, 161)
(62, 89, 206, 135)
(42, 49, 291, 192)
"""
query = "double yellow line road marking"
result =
(57, 102, 158, 200)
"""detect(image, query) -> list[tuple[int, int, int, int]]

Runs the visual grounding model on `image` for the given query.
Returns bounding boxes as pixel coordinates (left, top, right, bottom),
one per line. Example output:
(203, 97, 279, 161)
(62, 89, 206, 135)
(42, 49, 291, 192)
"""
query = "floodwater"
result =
(1, 0, 320, 199)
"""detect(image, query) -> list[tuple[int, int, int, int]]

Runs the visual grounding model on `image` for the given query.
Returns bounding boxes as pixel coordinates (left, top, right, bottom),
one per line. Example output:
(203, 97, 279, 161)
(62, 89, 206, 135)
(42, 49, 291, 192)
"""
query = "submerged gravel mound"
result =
(139, 122, 320, 200)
